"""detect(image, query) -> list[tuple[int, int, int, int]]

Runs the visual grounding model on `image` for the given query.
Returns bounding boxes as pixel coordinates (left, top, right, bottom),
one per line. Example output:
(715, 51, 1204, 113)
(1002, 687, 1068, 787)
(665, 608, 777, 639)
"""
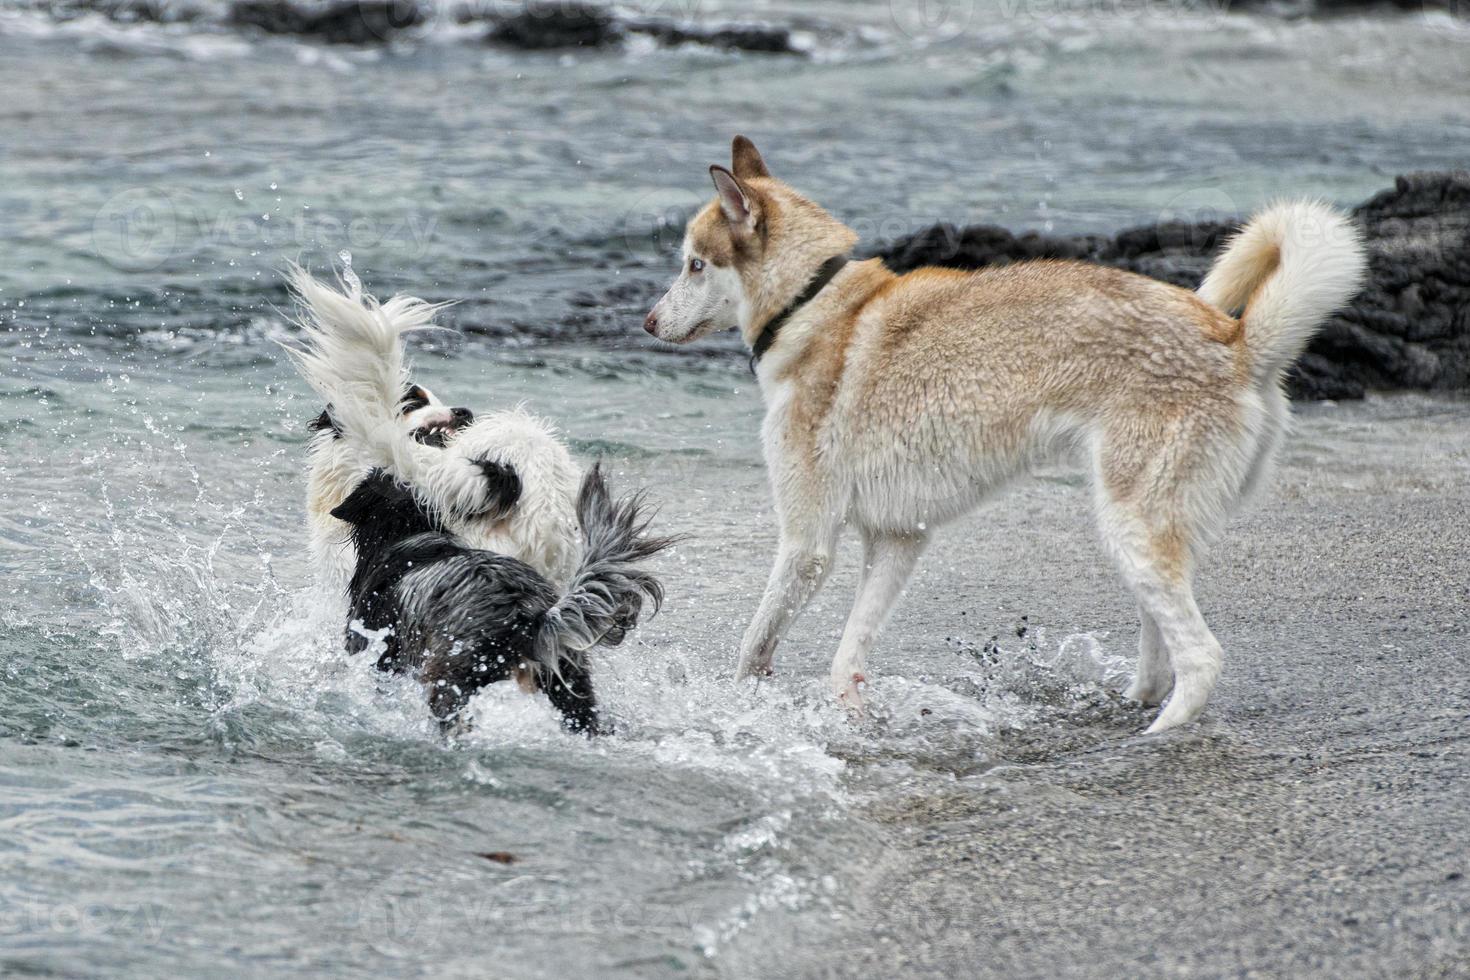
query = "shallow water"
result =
(3, 1, 1469, 975)
(2, 338, 1148, 975)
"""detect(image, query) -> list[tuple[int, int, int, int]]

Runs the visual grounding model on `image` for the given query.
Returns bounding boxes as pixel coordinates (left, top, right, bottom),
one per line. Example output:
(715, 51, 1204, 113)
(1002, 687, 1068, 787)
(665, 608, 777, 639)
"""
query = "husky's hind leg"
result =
(1093, 414, 1245, 731)
(828, 529, 927, 711)
(1101, 510, 1222, 732)
(1125, 606, 1173, 706)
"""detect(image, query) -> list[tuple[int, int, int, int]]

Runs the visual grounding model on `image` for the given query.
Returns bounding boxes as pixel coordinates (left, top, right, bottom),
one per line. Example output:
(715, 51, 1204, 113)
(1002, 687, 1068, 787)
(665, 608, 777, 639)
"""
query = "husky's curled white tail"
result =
(1200, 200, 1367, 386)
(1191, 201, 1367, 528)
(646, 136, 1367, 733)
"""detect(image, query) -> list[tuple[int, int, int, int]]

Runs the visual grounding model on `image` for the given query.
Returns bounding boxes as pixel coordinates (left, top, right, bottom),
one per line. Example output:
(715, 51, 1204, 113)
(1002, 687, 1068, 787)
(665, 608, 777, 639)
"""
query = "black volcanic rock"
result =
(628, 19, 798, 54)
(881, 224, 1105, 275)
(872, 172, 1470, 400)
(485, 2, 622, 50)
(1307, 172, 1470, 398)
(229, 0, 422, 43)
(484, 2, 800, 54)
(222, 0, 806, 51)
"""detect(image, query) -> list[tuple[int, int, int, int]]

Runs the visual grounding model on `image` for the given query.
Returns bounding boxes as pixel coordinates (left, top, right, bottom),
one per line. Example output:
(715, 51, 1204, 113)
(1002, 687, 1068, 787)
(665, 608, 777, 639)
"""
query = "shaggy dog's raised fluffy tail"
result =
(534, 463, 675, 670)
(282, 266, 585, 585)
(283, 267, 503, 521)
(282, 263, 443, 419)
(1197, 200, 1367, 387)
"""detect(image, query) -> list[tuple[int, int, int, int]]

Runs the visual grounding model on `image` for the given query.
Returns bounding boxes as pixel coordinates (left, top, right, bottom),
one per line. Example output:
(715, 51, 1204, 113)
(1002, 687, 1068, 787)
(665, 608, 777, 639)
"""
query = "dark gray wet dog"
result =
(330, 463, 671, 733)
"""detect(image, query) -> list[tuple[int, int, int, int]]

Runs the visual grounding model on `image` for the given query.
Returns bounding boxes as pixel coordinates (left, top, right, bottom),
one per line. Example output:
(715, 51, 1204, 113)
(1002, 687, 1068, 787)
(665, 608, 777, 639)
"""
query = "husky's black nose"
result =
(451, 407, 474, 425)
(643, 311, 658, 335)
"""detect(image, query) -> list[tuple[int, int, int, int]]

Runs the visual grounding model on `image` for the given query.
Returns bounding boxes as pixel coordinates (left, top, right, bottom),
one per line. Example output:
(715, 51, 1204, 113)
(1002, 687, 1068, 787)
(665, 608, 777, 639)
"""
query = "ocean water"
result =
(2, 1, 1468, 975)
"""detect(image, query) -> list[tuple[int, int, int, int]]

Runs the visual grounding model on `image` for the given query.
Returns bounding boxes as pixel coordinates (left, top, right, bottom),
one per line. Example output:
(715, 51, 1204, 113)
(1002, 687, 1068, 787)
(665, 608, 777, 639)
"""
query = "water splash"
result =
(337, 250, 361, 298)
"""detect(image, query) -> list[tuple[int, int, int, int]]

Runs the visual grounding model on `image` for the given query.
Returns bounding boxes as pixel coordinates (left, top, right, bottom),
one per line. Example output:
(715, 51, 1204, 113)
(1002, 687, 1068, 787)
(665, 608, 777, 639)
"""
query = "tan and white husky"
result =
(644, 136, 1365, 732)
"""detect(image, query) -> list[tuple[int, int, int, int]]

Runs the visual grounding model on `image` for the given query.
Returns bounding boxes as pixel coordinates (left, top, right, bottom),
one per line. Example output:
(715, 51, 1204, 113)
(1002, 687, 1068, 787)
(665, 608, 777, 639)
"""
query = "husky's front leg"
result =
(735, 517, 841, 680)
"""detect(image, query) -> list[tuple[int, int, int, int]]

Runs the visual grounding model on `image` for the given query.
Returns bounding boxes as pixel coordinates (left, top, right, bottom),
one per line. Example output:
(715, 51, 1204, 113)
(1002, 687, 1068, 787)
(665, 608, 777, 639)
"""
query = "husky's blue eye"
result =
(689, 257, 705, 274)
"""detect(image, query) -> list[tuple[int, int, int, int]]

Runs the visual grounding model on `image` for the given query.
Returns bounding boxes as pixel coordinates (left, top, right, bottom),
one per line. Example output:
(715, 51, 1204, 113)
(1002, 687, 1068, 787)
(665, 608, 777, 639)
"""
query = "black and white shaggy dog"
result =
(285, 267, 584, 595)
(331, 462, 672, 733)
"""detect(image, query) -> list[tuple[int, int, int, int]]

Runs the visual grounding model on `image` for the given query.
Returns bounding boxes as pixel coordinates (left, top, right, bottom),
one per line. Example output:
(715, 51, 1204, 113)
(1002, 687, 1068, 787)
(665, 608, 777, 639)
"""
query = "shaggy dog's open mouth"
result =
(412, 420, 458, 448)
(411, 407, 473, 448)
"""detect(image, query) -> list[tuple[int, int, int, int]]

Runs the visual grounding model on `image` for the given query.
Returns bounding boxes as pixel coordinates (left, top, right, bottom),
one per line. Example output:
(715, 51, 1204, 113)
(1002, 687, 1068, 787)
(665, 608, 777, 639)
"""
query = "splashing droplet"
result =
(338, 250, 360, 296)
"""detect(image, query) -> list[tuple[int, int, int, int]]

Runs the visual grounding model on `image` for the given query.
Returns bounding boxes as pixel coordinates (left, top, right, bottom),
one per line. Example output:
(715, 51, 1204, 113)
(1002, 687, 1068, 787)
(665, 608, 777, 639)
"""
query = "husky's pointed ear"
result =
(731, 135, 770, 180)
(710, 165, 757, 235)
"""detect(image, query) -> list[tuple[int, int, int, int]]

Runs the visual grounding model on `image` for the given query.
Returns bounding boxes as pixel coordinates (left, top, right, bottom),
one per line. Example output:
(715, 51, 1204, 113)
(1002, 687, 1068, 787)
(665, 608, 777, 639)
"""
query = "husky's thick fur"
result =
(645, 136, 1366, 732)
(332, 464, 671, 732)
(284, 268, 583, 592)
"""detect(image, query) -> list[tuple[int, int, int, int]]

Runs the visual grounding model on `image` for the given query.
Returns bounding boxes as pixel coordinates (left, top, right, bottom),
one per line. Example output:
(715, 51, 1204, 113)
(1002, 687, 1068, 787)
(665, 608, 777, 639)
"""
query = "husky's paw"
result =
(735, 644, 777, 681)
(472, 458, 522, 519)
(836, 672, 867, 716)
(1124, 672, 1172, 706)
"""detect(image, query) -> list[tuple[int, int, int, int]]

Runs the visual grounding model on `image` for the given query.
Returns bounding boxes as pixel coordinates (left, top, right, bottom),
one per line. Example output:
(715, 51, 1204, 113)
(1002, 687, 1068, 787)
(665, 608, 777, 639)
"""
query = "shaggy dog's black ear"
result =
(473, 458, 522, 520)
(332, 470, 445, 539)
(308, 406, 342, 438)
(330, 470, 397, 524)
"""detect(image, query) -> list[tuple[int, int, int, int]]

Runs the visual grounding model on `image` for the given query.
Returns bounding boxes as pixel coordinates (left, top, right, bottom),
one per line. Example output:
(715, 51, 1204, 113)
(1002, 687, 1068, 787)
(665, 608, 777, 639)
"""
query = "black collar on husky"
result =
(749, 254, 849, 370)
